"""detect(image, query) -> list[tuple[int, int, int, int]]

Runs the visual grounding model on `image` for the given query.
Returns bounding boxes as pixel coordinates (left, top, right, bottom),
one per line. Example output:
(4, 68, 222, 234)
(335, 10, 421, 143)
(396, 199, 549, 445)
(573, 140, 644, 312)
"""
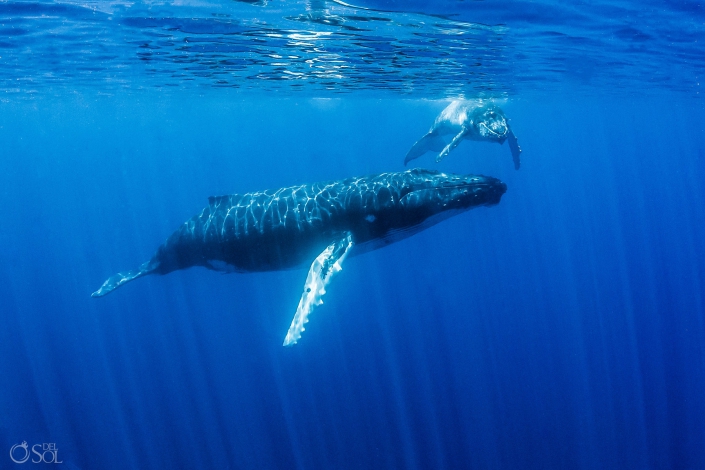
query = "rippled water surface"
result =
(1, 0, 703, 95)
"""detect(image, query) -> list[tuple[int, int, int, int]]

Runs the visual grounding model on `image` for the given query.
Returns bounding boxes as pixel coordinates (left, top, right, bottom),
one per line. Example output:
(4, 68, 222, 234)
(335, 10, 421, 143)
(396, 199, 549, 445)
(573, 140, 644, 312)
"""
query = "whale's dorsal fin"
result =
(283, 233, 354, 346)
(208, 195, 231, 206)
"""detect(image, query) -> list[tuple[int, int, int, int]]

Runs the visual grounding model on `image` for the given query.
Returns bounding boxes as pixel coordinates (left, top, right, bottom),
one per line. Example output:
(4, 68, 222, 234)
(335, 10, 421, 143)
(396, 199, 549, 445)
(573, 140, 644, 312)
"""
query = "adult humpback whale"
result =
(93, 169, 507, 346)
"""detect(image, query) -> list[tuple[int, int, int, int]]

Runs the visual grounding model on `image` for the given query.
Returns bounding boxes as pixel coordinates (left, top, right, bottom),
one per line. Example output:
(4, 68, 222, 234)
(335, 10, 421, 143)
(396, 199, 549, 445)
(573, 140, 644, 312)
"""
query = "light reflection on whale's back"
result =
(156, 169, 505, 273)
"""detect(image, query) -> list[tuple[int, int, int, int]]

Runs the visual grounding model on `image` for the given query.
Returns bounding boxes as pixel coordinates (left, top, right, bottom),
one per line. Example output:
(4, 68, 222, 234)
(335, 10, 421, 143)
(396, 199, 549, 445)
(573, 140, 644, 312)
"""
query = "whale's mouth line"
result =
(438, 181, 498, 191)
(479, 121, 508, 138)
(439, 184, 481, 192)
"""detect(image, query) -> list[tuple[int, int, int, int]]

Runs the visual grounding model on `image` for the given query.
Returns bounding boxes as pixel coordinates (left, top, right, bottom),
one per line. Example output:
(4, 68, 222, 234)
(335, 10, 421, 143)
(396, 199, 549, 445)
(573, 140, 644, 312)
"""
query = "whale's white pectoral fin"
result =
(436, 128, 466, 162)
(283, 233, 354, 346)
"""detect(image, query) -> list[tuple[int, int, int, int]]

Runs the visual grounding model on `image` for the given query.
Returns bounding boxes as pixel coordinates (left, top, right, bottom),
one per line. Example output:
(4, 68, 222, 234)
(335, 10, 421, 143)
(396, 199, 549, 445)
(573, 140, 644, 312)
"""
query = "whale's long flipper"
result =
(437, 128, 467, 162)
(507, 129, 522, 170)
(404, 132, 446, 165)
(91, 260, 159, 297)
(283, 233, 354, 346)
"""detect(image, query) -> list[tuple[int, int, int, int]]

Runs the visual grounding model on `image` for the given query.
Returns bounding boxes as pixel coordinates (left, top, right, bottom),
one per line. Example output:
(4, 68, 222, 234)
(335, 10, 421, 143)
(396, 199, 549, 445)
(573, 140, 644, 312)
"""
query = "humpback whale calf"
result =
(405, 100, 522, 169)
(93, 169, 507, 346)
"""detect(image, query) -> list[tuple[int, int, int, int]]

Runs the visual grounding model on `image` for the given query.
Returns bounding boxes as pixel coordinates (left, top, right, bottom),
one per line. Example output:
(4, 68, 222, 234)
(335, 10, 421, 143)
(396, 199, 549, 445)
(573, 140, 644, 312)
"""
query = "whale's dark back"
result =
(151, 169, 505, 274)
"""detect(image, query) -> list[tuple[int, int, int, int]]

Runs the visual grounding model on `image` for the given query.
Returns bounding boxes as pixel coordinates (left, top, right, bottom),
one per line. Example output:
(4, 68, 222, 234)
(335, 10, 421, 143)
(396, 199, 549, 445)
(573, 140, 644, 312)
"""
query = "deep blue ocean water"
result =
(1, 1, 705, 469)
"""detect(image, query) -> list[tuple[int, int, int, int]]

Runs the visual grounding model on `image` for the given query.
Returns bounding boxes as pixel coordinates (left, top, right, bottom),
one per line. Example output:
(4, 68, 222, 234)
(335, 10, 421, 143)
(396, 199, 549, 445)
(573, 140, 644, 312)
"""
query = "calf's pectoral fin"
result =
(283, 233, 354, 346)
(437, 128, 467, 162)
(507, 129, 522, 170)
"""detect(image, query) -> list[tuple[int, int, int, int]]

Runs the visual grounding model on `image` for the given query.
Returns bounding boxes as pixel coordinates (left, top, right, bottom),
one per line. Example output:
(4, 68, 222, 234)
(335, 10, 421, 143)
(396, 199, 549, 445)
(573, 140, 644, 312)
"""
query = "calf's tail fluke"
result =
(404, 133, 445, 165)
(91, 260, 158, 297)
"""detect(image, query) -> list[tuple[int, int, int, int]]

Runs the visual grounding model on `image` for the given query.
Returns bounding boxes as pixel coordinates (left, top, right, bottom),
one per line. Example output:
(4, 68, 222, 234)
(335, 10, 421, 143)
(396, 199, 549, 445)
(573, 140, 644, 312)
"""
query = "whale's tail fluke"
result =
(91, 259, 159, 297)
(404, 132, 446, 165)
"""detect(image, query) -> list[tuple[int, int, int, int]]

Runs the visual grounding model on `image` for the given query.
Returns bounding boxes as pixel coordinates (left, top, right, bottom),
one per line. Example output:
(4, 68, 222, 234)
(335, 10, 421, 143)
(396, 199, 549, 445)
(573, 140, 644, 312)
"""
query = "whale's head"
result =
(352, 169, 506, 250)
(470, 104, 510, 143)
(399, 170, 507, 213)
